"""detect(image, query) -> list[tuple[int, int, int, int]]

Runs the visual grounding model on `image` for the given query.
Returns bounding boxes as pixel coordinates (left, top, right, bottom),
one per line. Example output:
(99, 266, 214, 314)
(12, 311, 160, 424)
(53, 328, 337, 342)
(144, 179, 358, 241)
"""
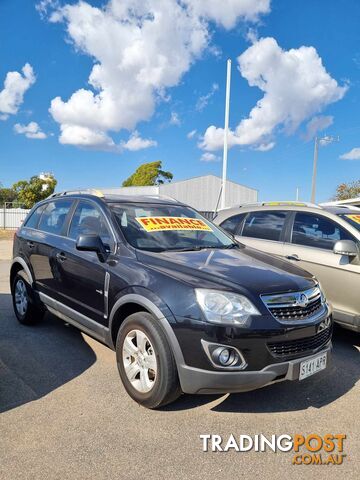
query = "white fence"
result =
(0, 207, 30, 229)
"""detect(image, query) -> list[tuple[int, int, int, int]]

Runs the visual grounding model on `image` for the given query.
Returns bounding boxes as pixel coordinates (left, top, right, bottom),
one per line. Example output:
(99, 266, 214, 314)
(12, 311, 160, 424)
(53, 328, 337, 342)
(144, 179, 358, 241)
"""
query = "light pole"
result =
(221, 59, 232, 210)
(310, 135, 339, 203)
(310, 137, 319, 204)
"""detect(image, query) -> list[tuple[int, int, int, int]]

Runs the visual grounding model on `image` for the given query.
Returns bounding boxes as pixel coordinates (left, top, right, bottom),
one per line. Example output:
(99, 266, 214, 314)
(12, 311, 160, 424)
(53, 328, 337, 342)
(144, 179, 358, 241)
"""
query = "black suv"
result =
(11, 192, 332, 408)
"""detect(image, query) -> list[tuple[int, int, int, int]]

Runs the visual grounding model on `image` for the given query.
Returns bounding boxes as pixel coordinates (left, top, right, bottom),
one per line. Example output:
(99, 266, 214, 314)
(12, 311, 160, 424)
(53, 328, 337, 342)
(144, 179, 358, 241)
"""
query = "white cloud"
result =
(208, 44, 222, 58)
(121, 131, 157, 151)
(187, 129, 197, 139)
(59, 124, 157, 153)
(200, 152, 220, 162)
(198, 125, 239, 151)
(318, 135, 338, 147)
(254, 141, 275, 151)
(188, 0, 271, 29)
(340, 148, 360, 160)
(196, 83, 219, 111)
(42, 0, 270, 150)
(0, 64, 35, 120)
(246, 27, 258, 44)
(200, 37, 347, 151)
(14, 121, 47, 139)
(305, 115, 333, 141)
(169, 111, 181, 126)
(59, 124, 117, 150)
(35, 0, 59, 19)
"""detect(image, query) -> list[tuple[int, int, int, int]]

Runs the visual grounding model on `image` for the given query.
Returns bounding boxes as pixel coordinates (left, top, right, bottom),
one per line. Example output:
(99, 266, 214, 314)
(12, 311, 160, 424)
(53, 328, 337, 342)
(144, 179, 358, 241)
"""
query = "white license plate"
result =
(299, 353, 327, 380)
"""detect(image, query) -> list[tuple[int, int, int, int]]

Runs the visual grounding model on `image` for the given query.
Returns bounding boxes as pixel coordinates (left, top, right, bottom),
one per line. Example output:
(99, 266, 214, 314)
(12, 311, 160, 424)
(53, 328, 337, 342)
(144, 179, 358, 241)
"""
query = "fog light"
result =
(219, 348, 231, 365)
(201, 339, 247, 370)
(212, 346, 237, 366)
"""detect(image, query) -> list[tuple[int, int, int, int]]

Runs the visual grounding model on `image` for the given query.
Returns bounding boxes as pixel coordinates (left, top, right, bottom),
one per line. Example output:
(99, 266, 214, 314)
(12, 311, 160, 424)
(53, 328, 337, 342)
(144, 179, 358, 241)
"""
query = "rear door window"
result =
(38, 200, 73, 235)
(242, 211, 287, 241)
(291, 212, 353, 250)
(24, 204, 46, 229)
(219, 213, 246, 235)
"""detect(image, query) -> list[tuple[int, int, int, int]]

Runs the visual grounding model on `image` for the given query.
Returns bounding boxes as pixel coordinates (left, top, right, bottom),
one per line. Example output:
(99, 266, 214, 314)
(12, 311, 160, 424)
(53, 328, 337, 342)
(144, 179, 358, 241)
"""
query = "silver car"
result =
(215, 202, 360, 332)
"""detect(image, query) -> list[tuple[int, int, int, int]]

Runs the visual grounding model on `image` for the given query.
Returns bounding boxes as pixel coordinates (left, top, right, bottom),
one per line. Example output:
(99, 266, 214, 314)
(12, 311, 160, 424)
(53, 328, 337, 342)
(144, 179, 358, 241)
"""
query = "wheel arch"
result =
(108, 293, 185, 368)
(10, 257, 34, 291)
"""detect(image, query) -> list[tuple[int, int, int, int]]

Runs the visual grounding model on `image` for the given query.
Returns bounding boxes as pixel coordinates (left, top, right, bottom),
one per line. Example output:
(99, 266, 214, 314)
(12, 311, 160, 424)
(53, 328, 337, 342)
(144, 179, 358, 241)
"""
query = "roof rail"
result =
(146, 194, 180, 203)
(236, 201, 322, 209)
(47, 189, 104, 199)
(101, 193, 180, 203)
(324, 204, 360, 211)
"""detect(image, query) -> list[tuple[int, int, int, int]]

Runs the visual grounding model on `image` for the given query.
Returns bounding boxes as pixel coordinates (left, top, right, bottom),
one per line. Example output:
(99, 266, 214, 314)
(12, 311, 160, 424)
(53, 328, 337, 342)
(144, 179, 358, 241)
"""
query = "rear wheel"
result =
(116, 312, 181, 409)
(12, 273, 44, 325)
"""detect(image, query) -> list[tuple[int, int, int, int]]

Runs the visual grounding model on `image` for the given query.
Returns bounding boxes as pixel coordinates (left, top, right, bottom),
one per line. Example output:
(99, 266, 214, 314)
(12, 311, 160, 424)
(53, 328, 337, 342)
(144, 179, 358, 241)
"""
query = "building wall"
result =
(160, 175, 257, 211)
(101, 186, 159, 196)
(100, 175, 257, 211)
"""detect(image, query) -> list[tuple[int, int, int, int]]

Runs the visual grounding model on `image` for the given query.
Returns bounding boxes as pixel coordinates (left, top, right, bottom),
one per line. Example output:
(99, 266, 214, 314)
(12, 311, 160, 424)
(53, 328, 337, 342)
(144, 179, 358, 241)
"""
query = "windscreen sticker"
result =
(135, 216, 213, 232)
(346, 214, 360, 224)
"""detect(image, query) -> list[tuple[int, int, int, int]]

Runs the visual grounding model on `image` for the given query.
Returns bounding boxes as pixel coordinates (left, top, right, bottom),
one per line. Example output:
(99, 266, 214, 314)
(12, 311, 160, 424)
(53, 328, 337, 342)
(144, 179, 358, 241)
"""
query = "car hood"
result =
(136, 245, 315, 296)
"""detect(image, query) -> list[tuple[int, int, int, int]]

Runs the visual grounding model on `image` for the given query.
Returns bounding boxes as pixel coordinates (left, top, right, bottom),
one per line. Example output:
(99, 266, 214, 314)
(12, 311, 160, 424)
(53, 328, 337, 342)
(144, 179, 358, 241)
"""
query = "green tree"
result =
(0, 186, 17, 205)
(13, 174, 57, 208)
(333, 180, 360, 201)
(122, 161, 173, 187)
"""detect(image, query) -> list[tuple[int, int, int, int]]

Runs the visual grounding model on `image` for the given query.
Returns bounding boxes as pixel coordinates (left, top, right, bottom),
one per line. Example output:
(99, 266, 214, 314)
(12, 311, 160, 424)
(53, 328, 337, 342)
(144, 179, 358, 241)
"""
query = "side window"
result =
(292, 213, 352, 250)
(242, 211, 287, 241)
(69, 201, 113, 249)
(220, 213, 246, 235)
(38, 200, 73, 235)
(24, 204, 45, 229)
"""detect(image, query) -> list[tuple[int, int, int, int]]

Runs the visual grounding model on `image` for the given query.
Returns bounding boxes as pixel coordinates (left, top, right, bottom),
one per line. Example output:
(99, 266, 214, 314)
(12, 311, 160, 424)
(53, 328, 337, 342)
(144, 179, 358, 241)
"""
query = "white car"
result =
(215, 202, 360, 332)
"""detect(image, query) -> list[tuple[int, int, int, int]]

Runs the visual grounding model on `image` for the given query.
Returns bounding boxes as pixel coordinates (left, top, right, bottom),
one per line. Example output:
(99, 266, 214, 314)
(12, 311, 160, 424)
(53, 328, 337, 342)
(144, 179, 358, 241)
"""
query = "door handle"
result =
(27, 241, 34, 248)
(56, 252, 67, 262)
(286, 254, 300, 261)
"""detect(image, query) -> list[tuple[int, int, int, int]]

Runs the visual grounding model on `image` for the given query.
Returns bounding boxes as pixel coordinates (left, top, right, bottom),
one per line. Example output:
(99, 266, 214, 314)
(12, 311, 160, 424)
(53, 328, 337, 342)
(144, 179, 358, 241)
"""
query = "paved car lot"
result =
(1, 250, 359, 479)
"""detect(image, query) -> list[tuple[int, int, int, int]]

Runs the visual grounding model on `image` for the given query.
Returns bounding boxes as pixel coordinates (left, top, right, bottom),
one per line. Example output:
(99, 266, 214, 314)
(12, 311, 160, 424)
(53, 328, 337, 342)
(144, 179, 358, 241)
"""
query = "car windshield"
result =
(109, 203, 236, 252)
(338, 213, 360, 233)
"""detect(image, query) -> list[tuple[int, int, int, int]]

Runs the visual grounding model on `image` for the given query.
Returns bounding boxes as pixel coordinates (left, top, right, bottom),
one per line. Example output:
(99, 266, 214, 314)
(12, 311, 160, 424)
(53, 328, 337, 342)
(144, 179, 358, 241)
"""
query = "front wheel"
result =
(116, 312, 181, 409)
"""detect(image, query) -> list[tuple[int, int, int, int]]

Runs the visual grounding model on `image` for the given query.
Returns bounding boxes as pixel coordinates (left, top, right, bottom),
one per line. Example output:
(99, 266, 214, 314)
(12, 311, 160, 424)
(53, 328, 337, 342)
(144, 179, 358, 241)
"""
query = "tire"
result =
(116, 312, 181, 409)
(12, 272, 44, 325)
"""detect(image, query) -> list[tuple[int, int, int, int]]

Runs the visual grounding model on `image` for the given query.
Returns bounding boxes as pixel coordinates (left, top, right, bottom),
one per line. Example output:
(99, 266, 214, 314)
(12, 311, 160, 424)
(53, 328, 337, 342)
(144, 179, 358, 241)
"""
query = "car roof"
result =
(322, 206, 360, 215)
(46, 191, 187, 206)
(103, 194, 186, 206)
(215, 203, 360, 220)
(216, 204, 320, 217)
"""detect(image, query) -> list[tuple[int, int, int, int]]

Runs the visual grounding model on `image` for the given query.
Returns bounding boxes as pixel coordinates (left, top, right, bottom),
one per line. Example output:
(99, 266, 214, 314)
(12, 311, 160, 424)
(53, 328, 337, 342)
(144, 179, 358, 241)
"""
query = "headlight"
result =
(195, 289, 260, 326)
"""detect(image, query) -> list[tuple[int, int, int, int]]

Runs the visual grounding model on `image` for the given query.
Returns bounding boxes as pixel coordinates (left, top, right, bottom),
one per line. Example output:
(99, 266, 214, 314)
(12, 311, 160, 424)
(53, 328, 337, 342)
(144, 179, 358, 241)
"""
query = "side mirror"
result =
(76, 234, 108, 262)
(333, 240, 358, 258)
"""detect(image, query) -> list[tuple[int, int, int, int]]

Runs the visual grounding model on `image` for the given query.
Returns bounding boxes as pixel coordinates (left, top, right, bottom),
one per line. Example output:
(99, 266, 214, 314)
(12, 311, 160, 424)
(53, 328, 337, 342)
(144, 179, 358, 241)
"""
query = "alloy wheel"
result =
(122, 329, 157, 393)
(15, 279, 28, 316)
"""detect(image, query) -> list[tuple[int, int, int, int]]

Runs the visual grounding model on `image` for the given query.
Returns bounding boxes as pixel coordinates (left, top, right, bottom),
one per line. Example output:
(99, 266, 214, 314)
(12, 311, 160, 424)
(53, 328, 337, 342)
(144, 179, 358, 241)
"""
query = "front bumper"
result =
(177, 343, 332, 394)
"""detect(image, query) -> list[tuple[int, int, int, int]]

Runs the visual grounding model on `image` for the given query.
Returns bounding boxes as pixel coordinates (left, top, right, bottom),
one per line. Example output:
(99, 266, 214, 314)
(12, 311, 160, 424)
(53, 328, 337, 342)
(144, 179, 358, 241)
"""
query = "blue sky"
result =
(0, 0, 359, 202)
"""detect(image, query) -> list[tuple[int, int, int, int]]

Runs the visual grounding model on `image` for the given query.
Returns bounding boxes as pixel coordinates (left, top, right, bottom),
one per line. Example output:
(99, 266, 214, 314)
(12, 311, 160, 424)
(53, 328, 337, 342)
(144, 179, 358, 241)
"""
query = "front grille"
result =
(269, 296, 322, 320)
(261, 286, 324, 321)
(267, 327, 331, 358)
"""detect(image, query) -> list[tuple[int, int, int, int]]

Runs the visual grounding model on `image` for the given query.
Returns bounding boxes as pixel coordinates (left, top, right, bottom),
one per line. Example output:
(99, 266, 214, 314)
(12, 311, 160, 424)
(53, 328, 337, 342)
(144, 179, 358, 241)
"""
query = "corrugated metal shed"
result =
(100, 175, 257, 211)
(101, 185, 159, 196)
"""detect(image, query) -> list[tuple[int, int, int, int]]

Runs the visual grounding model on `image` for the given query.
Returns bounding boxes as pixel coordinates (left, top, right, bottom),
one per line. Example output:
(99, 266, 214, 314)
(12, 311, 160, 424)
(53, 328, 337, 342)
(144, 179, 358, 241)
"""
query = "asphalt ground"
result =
(1, 242, 359, 479)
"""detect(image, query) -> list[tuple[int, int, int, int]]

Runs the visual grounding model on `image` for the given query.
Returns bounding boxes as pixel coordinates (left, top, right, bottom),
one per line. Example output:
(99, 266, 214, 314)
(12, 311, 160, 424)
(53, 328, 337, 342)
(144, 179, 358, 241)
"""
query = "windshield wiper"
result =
(163, 243, 239, 252)
(222, 243, 239, 249)
(163, 246, 204, 252)
(192, 243, 239, 250)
